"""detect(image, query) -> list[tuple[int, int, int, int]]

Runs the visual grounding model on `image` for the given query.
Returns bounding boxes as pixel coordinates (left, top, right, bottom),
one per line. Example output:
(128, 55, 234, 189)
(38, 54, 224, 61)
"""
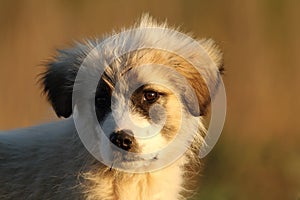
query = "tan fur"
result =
(81, 158, 186, 200)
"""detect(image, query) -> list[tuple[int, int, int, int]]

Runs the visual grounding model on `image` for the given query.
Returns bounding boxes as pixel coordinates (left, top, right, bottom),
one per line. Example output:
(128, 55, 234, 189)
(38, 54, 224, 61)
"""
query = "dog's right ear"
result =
(41, 47, 86, 118)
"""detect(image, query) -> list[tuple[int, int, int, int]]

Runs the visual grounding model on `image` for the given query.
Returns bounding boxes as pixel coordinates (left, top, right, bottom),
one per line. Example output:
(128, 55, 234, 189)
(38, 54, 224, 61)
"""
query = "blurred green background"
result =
(0, 0, 299, 199)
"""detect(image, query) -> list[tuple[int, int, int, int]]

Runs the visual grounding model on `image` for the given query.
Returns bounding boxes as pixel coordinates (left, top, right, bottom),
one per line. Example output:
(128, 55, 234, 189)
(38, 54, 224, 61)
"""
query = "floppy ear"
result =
(179, 39, 224, 116)
(41, 46, 87, 118)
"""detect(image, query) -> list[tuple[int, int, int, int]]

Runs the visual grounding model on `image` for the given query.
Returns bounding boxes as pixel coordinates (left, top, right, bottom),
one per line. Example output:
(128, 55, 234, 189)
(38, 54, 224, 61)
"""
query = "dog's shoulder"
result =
(0, 119, 85, 199)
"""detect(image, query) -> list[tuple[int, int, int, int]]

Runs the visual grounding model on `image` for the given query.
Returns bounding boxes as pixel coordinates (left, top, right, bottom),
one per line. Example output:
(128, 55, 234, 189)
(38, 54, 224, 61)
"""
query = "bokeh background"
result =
(0, 0, 299, 199)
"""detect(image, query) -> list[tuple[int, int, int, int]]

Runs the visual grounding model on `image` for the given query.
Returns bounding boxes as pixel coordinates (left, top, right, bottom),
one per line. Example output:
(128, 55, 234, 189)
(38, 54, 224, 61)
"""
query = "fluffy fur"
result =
(0, 15, 223, 200)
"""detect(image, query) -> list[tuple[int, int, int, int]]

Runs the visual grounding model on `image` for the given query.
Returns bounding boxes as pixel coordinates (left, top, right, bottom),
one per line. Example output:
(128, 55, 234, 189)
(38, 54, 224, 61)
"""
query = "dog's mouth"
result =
(110, 151, 158, 170)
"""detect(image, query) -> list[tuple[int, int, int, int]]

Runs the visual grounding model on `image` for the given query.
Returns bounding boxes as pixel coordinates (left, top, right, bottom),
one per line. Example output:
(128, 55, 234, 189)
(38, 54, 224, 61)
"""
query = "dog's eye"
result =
(144, 91, 159, 103)
(95, 97, 107, 106)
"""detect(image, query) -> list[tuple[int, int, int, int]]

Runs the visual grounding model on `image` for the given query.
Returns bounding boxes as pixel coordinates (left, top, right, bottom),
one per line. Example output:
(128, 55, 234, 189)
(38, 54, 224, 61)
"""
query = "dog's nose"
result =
(109, 130, 134, 151)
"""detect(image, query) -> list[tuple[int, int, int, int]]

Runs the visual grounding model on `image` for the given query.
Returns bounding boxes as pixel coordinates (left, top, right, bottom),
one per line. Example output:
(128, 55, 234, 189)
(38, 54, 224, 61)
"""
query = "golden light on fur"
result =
(0, 15, 224, 200)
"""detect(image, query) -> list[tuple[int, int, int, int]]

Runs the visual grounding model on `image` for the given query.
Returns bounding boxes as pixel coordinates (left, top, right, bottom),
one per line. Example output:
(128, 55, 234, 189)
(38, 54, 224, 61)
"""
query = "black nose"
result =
(109, 130, 134, 151)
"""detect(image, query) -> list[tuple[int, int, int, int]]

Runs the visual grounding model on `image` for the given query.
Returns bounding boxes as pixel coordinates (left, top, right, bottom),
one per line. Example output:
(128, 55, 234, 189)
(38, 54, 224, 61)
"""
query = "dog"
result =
(0, 15, 224, 200)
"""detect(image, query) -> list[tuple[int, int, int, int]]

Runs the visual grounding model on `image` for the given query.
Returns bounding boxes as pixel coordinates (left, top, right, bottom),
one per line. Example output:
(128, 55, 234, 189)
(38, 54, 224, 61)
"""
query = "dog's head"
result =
(41, 16, 223, 172)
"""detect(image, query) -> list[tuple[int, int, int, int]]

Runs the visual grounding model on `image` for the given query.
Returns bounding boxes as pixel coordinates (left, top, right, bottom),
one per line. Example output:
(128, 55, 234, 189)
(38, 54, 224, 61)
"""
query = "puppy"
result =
(0, 15, 224, 200)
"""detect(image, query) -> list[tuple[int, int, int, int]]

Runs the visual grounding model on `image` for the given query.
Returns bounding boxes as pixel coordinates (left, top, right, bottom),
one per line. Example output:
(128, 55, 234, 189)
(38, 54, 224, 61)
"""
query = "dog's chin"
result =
(101, 149, 159, 172)
(117, 159, 154, 171)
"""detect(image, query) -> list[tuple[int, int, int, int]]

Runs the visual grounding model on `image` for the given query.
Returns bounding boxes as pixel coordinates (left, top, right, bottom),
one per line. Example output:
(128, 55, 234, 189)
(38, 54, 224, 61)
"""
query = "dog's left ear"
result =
(180, 39, 224, 116)
(41, 46, 86, 118)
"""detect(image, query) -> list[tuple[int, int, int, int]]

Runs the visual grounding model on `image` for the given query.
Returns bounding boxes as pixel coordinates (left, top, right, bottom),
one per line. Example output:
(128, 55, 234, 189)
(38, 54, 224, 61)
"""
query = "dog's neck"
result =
(81, 156, 188, 200)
